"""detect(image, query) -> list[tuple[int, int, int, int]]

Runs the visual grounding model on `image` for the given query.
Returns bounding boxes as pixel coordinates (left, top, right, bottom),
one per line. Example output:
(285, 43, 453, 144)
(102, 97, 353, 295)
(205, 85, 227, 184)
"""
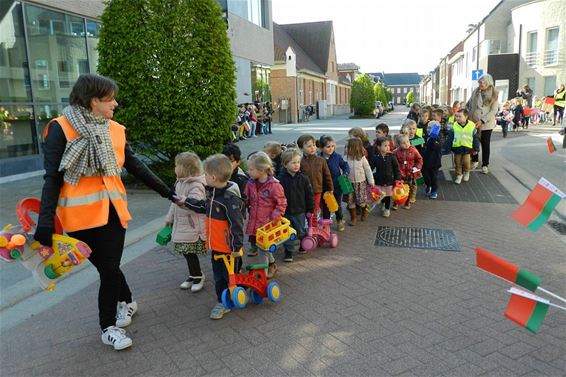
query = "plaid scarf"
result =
(59, 105, 122, 185)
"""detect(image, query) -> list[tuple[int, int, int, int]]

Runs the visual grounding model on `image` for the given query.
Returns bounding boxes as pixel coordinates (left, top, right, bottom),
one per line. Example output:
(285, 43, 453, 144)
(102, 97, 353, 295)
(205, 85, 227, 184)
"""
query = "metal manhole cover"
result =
(548, 220, 566, 235)
(374, 226, 461, 251)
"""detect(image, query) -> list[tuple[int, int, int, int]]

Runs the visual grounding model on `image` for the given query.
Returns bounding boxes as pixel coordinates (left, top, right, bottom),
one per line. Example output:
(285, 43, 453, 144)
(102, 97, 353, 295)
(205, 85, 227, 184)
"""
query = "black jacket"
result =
(37, 121, 172, 229)
(373, 153, 401, 186)
(277, 170, 314, 216)
(422, 136, 442, 169)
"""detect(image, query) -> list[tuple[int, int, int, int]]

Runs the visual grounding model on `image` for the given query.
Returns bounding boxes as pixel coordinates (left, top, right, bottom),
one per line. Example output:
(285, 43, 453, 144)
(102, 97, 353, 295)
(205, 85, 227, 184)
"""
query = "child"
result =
(278, 148, 314, 262)
(244, 152, 287, 278)
(521, 100, 531, 129)
(445, 108, 480, 184)
(422, 122, 442, 199)
(404, 119, 425, 155)
(373, 137, 401, 218)
(496, 102, 513, 138)
(417, 106, 431, 139)
(393, 135, 423, 209)
(222, 143, 249, 196)
(178, 154, 244, 320)
(264, 141, 283, 176)
(344, 137, 375, 224)
(374, 123, 395, 152)
(512, 98, 523, 131)
(166, 152, 207, 291)
(318, 135, 350, 231)
(297, 134, 333, 226)
(349, 127, 375, 167)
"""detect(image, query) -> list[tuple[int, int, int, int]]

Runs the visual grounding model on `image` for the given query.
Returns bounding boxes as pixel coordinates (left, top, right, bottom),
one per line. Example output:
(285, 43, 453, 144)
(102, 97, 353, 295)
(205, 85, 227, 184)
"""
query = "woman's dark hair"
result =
(69, 74, 118, 109)
(317, 134, 335, 148)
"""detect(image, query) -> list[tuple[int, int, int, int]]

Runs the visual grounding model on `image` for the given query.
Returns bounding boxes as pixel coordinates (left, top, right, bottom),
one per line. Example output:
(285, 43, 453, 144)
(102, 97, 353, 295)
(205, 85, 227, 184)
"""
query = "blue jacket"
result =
(319, 151, 350, 197)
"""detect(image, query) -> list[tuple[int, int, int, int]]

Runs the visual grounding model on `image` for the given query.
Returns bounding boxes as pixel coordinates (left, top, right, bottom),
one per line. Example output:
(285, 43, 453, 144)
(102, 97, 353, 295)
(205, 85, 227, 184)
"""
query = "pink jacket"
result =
(244, 176, 287, 236)
(166, 175, 207, 243)
(393, 146, 423, 179)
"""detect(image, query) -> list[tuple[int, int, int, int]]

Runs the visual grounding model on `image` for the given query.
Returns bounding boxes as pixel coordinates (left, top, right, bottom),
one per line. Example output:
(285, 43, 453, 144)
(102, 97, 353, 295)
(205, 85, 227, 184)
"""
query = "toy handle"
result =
(16, 198, 63, 234)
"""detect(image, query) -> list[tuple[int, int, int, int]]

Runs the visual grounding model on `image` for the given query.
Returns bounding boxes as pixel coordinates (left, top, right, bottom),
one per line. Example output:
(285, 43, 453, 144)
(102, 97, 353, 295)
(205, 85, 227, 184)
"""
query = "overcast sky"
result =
(272, 0, 501, 74)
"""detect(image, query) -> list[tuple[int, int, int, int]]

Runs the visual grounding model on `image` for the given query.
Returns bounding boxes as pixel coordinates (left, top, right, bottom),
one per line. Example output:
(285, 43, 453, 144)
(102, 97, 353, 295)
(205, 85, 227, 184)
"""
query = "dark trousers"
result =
(285, 213, 307, 255)
(183, 253, 202, 278)
(423, 167, 439, 193)
(268, 119, 272, 133)
(554, 105, 564, 125)
(211, 251, 241, 302)
(381, 196, 391, 210)
(67, 205, 131, 330)
(480, 129, 492, 167)
(322, 192, 344, 221)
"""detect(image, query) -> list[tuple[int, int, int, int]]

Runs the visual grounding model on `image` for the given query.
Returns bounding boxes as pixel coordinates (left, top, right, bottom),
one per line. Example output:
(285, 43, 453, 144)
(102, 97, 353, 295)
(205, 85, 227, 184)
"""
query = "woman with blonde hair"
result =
(466, 73, 499, 174)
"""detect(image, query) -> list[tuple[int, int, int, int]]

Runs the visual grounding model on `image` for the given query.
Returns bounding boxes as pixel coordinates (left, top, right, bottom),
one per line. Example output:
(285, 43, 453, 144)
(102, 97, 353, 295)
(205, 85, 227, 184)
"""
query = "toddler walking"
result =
(393, 135, 423, 209)
(373, 137, 401, 218)
(344, 137, 375, 224)
(446, 108, 480, 184)
(166, 152, 207, 291)
(244, 152, 287, 278)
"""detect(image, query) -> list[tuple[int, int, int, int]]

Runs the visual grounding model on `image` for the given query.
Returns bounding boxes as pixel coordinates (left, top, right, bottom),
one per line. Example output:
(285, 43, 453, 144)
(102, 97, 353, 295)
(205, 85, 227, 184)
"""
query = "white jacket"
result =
(166, 175, 207, 243)
(346, 156, 374, 185)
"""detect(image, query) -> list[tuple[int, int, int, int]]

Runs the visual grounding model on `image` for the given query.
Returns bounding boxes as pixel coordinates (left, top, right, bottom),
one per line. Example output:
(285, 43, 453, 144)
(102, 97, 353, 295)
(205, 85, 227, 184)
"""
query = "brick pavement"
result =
(1, 195, 565, 376)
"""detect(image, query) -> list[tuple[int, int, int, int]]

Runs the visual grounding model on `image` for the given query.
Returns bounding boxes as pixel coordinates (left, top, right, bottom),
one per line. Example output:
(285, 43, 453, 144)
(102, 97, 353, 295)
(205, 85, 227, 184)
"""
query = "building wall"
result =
(389, 85, 418, 105)
(227, 4, 273, 67)
(512, 0, 566, 98)
(271, 67, 297, 123)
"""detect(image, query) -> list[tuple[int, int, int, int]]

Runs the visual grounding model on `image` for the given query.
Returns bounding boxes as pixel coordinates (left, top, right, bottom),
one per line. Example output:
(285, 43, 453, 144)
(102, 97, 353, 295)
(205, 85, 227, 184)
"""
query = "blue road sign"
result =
(472, 69, 484, 80)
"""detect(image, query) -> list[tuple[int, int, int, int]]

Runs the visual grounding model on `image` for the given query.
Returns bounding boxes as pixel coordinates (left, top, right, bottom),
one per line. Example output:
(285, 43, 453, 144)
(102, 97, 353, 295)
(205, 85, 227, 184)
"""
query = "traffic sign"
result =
(472, 69, 484, 80)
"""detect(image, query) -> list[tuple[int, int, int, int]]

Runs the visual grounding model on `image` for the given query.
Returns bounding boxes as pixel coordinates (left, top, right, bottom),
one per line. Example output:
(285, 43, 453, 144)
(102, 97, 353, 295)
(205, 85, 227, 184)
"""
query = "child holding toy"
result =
(178, 154, 244, 320)
(344, 137, 375, 224)
(278, 148, 314, 262)
(297, 134, 333, 226)
(244, 152, 287, 278)
(165, 152, 207, 292)
(373, 137, 401, 218)
(422, 122, 442, 199)
(445, 108, 480, 184)
(318, 135, 350, 231)
(405, 119, 425, 155)
(393, 135, 423, 209)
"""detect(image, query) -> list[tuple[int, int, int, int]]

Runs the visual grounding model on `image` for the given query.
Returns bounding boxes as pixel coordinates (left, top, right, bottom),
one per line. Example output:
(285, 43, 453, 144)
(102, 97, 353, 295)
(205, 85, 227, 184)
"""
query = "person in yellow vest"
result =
(34, 74, 176, 351)
(553, 84, 565, 126)
(445, 108, 480, 184)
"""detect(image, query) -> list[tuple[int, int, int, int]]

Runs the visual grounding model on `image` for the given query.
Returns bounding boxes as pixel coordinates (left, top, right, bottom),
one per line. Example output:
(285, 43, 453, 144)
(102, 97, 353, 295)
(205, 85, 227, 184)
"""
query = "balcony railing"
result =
(544, 49, 559, 66)
(525, 51, 538, 67)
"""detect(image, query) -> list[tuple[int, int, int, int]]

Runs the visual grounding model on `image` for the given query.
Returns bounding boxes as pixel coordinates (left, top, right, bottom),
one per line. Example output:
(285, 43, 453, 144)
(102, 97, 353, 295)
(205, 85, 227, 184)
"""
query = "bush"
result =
(406, 91, 416, 106)
(373, 82, 388, 108)
(97, 0, 236, 182)
(351, 74, 375, 116)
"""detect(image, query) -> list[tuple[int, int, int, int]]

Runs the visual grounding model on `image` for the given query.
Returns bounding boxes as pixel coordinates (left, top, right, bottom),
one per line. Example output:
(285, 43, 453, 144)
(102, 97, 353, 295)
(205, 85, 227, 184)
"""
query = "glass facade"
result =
(251, 64, 270, 103)
(227, 0, 268, 29)
(0, 1, 100, 162)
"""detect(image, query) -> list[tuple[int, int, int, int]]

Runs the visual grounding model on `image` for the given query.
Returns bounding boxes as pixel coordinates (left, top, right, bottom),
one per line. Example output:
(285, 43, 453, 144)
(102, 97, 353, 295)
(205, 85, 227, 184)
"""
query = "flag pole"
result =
(548, 302, 566, 311)
(537, 287, 566, 304)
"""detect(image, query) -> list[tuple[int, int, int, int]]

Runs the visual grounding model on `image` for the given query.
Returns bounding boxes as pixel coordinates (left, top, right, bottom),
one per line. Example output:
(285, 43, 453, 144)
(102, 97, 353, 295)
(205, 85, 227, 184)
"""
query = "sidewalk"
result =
(1, 113, 565, 376)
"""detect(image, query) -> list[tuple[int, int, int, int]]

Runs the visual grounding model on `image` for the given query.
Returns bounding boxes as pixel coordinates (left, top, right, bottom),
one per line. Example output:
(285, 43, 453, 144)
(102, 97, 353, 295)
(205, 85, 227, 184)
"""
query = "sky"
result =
(272, 0, 501, 74)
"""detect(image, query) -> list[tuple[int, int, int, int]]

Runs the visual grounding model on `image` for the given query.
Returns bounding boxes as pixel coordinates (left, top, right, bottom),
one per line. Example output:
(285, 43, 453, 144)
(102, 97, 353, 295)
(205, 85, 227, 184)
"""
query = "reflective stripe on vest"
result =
(47, 116, 132, 232)
(452, 121, 475, 148)
(555, 91, 565, 108)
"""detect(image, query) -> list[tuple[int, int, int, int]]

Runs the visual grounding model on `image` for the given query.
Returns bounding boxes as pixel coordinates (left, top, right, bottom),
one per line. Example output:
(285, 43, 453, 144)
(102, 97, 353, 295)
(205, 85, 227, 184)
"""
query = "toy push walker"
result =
(0, 198, 92, 291)
(215, 249, 281, 309)
(301, 212, 338, 252)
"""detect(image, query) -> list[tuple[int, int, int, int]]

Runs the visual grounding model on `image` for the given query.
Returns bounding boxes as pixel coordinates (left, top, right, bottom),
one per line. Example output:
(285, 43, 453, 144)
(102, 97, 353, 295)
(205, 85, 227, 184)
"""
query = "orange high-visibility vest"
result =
(45, 116, 132, 232)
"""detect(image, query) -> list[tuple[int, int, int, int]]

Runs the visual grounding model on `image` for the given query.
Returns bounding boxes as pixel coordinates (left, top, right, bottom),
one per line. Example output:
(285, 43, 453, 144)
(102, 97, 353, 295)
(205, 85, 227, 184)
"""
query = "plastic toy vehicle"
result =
(301, 213, 338, 251)
(337, 175, 354, 195)
(255, 217, 296, 252)
(214, 249, 281, 309)
(156, 225, 172, 246)
(0, 198, 92, 291)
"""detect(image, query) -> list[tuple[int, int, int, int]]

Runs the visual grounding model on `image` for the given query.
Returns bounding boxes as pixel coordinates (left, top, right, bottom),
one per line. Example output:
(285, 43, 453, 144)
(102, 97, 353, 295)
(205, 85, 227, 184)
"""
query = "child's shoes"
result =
(210, 302, 230, 320)
(191, 274, 205, 292)
(430, 192, 438, 199)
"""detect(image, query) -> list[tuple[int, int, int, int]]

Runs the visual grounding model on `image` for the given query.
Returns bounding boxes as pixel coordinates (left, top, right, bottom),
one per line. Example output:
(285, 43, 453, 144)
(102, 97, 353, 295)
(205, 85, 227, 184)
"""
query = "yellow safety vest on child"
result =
(452, 121, 475, 149)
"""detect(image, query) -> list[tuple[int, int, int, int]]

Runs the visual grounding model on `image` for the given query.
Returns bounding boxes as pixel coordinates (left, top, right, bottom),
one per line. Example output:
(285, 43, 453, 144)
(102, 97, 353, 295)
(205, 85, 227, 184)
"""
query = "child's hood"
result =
(177, 174, 207, 186)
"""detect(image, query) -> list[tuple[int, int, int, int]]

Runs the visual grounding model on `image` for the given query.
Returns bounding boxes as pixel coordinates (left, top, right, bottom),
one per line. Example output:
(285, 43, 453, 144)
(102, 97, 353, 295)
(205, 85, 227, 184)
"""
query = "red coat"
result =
(393, 146, 423, 179)
(244, 176, 287, 236)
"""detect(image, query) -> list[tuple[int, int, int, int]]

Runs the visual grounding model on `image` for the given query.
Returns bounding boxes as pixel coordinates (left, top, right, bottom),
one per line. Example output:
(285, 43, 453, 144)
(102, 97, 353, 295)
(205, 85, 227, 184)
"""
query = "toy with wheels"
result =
(214, 249, 281, 310)
(366, 185, 384, 213)
(255, 217, 296, 253)
(0, 198, 92, 291)
(300, 213, 338, 252)
(392, 181, 409, 206)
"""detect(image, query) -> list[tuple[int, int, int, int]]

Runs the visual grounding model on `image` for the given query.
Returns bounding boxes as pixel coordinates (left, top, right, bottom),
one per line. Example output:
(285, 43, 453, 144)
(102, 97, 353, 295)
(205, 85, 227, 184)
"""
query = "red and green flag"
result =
(475, 247, 541, 292)
(504, 287, 549, 333)
(546, 137, 557, 154)
(512, 178, 565, 232)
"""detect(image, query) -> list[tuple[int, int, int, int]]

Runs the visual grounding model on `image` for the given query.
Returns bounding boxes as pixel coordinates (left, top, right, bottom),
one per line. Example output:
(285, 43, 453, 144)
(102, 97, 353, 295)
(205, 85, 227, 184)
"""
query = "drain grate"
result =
(548, 220, 566, 235)
(374, 226, 461, 252)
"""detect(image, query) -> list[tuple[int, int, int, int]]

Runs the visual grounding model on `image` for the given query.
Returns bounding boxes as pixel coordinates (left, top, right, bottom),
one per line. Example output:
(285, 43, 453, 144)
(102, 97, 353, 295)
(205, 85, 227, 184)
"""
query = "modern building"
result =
(369, 72, 421, 105)
(1, 0, 104, 176)
(271, 21, 351, 124)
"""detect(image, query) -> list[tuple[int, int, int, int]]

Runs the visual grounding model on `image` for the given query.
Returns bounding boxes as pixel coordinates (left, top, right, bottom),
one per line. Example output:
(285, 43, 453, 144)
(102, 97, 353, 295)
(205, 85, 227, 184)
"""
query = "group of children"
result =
(164, 106, 481, 320)
(233, 103, 273, 141)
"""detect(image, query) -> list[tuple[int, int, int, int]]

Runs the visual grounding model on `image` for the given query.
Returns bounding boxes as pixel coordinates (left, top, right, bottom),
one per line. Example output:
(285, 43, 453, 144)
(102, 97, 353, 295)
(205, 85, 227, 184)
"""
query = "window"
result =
(403, 87, 407, 94)
(526, 31, 538, 67)
(227, 0, 268, 29)
(544, 27, 559, 65)
(544, 76, 556, 97)
(58, 61, 71, 73)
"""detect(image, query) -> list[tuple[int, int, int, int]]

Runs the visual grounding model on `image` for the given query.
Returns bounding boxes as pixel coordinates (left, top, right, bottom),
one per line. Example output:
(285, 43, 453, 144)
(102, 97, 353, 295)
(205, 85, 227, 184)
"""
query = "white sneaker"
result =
(463, 172, 470, 182)
(101, 326, 132, 350)
(210, 302, 230, 320)
(482, 166, 489, 174)
(382, 209, 390, 218)
(191, 274, 205, 292)
(472, 162, 479, 169)
(116, 301, 138, 328)
(454, 175, 463, 184)
(180, 277, 193, 290)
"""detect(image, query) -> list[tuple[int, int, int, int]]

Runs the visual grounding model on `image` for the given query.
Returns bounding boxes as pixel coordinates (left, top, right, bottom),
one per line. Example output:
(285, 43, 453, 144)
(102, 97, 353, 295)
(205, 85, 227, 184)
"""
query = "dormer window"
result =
(288, 55, 291, 61)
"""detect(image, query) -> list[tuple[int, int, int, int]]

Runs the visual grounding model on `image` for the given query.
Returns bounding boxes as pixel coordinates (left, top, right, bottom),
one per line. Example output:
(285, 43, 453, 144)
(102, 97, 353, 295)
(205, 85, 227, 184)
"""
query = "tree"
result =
(97, 0, 236, 182)
(373, 82, 388, 106)
(385, 88, 392, 103)
(406, 91, 416, 106)
(351, 74, 375, 116)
